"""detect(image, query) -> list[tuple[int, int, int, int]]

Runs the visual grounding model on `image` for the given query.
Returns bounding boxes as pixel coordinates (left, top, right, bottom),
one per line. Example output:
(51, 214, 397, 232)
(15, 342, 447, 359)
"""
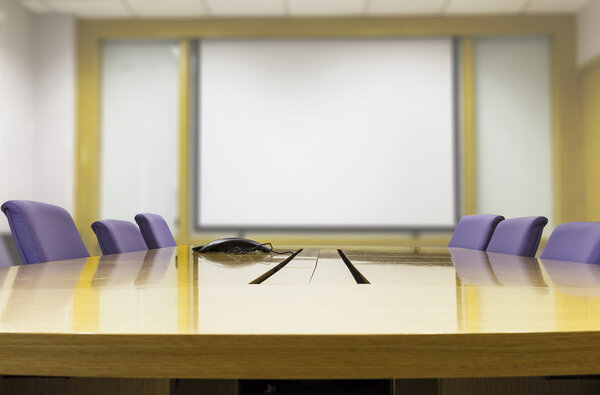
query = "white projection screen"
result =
(196, 38, 457, 230)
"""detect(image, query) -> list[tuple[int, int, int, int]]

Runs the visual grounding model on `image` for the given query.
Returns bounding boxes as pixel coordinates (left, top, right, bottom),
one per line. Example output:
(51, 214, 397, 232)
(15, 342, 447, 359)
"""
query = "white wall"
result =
(32, 16, 75, 215)
(0, 0, 75, 234)
(0, 0, 35, 232)
(578, 0, 600, 66)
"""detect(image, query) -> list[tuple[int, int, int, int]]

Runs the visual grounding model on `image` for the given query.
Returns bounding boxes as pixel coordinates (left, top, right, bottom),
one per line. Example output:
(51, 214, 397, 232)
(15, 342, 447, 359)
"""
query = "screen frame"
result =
(192, 37, 461, 233)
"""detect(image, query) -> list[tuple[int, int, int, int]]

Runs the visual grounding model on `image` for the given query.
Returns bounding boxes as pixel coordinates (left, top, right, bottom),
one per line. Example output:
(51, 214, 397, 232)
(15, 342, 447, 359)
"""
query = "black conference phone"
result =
(193, 238, 273, 254)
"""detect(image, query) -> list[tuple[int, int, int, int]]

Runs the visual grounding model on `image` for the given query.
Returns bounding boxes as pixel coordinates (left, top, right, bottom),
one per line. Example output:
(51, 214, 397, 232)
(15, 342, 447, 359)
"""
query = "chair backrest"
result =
(91, 219, 148, 255)
(134, 213, 177, 249)
(485, 216, 548, 257)
(540, 222, 600, 264)
(448, 214, 505, 250)
(1, 200, 90, 265)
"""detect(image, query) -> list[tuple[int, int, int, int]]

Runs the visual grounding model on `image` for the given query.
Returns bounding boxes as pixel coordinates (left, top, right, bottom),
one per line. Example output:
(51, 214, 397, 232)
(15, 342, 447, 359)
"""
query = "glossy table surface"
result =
(1, 245, 600, 378)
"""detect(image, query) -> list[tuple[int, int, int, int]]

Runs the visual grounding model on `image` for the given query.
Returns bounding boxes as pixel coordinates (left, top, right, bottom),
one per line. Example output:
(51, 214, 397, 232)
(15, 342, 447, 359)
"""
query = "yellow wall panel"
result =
(582, 57, 600, 220)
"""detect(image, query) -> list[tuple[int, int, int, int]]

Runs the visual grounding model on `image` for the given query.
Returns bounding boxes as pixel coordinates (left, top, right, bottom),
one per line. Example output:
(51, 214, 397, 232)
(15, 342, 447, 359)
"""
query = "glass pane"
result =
(474, 36, 553, 227)
(100, 40, 179, 232)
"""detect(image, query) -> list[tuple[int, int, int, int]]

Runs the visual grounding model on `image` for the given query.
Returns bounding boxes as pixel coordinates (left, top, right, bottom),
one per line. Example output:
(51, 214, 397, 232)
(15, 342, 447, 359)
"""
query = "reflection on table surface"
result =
(0, 246, 600, 335)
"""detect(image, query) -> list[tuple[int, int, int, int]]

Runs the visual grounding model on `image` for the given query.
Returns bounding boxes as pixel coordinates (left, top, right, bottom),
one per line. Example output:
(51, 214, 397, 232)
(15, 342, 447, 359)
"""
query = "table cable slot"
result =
(337, 249, 370, 284)
(248, 249, 303, 284)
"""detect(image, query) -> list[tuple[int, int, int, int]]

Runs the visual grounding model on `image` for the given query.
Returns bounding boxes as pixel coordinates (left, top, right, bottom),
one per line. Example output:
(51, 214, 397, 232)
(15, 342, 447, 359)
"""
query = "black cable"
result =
(271, 249, 296, 254)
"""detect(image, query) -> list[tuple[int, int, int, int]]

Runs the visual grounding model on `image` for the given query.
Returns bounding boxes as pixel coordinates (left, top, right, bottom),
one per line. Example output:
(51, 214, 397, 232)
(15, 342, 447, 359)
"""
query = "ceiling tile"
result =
(367, 0, 447, 15)
(20, 0, 52, 13)
(205, 0, 286, 16)
(445, 0, 528, 14)
(23, 0, 592, 18)
(288, 0, 365, 16)
(524, 0, 592, 13)
(124, 0, 208, 17)
(45, 0, 131, 17)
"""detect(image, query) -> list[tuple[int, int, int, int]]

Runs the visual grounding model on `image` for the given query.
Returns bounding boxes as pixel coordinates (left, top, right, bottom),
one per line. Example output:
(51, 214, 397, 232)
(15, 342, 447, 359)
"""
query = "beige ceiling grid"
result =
(19, 0, 594, 18)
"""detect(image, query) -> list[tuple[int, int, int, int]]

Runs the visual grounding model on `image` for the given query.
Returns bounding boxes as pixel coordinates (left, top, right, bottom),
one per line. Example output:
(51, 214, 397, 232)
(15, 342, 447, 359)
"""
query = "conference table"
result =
(1, 245, 600, 394)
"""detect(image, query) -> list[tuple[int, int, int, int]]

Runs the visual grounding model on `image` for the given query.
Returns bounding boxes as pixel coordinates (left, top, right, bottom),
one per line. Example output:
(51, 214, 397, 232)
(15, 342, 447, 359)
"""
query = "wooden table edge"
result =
(0, 331, 599, 378)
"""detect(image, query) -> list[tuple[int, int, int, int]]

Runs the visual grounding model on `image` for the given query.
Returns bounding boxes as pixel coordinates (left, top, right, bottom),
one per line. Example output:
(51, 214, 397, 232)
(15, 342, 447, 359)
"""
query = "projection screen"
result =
(196, 38, 457, 230)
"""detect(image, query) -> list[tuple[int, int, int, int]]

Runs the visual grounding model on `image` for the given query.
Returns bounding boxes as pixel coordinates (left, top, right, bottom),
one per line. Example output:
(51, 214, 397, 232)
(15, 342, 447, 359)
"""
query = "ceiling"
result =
(20, 0, 594, 18)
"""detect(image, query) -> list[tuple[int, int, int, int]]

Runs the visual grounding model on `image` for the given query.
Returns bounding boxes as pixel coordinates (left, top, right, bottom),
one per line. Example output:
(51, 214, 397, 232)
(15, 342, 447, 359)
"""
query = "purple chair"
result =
(134, 213, 177, 249)
(91, 219, 147, 255)
(1, 200, 90, 265)
(485, 216, 548, 257)
(540, 222, 600, 264)
(448, 214, 505, 250)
